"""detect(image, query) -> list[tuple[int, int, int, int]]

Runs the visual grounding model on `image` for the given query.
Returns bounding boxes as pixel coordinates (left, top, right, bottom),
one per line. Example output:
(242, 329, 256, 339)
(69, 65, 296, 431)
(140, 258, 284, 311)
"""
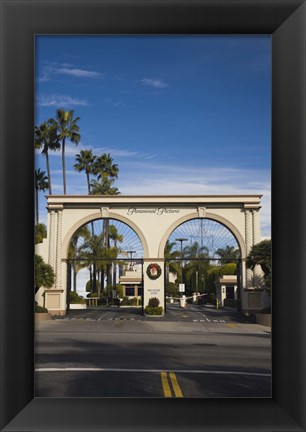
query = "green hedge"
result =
(35, 304, 48, 313)
(70, 291, 86, 304)
(144, 306, 163, 315)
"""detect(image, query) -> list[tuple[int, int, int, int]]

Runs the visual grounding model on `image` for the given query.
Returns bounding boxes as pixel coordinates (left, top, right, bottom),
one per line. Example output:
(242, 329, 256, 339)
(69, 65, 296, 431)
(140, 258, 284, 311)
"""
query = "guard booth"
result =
(215, 275, 239, 308)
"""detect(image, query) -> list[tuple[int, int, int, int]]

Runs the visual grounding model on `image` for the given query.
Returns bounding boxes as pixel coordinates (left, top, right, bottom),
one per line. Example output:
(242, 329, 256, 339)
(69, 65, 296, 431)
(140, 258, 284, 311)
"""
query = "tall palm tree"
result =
(68, 225, 91, 292)
(52, 109, 81, 194)
(215, 245, 240, 264)
(93, 153, 119, 182)
(35, 169, 48, 225)
(108, 224, 124, 286)
(90, 176, 120, 195)
(79, 233, 106, 294)
(35, 121, 60, 194)
(73, 149, 96, 194)
(183, 241, 210, 293)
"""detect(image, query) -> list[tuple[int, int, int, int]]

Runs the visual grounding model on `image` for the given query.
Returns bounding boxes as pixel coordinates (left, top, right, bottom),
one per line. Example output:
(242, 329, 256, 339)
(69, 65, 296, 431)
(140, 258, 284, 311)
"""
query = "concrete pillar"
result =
(245, 209, 253, 288)
(143, 260, 165, 312)
(252, 209, 264, 287)
(55, 210, 63, 289)
(48, 210, 56, 271)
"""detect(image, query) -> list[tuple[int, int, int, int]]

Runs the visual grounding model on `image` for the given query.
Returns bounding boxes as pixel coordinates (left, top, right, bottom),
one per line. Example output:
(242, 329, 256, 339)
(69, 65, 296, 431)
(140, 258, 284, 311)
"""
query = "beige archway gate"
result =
(35, 195, 264, 315)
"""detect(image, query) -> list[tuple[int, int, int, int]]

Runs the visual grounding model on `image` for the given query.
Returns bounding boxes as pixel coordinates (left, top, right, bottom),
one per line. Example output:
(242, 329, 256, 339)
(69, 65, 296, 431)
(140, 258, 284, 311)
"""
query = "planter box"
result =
(35, 312, 52, 322)
(144, 313, 164, 318)
(70, 303, 87, 310)
(256, 313, 271, 327)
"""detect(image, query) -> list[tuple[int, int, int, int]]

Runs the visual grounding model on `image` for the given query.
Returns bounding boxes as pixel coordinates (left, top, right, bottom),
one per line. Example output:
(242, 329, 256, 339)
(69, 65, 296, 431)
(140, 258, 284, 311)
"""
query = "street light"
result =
(176, 238, 188, 284)
(126, 250, 136, 270)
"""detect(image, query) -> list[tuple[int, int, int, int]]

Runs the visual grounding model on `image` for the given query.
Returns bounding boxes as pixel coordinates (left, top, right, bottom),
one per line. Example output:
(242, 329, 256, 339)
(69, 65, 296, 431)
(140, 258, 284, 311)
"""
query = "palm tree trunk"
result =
(89, 266, 93, 292)
(93, 263, 97, 293)
(86, 172, 90, 194)
(62, 137, 66, 194)
(46, 150, 52, 195)
(73, 262, 77, 292)
(113, 262, 116, 287)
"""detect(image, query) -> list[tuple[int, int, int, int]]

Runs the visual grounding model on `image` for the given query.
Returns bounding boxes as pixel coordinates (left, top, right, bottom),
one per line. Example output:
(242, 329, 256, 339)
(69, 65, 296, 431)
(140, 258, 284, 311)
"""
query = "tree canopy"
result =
(35, 254, 55, 293)
(246, 239, 271, 290)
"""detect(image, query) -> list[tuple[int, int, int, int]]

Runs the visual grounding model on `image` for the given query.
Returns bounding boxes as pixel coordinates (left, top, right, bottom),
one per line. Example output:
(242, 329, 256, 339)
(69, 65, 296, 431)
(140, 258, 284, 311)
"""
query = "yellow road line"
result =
(169, 372, 183, 398)
(160, 372, 172, 397)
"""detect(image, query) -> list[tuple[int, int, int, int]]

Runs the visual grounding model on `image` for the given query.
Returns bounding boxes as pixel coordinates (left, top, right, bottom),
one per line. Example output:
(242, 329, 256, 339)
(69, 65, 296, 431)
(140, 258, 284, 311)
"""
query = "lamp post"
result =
(176, 238, 187, 283)
(126, 250, 136, 271)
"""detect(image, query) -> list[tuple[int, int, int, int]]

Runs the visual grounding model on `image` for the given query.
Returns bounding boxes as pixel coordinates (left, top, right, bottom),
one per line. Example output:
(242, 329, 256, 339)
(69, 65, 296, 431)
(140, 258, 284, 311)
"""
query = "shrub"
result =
(35, 304, 48, 313)
(166, 282, 179, 297)
(148, 297, 160, 308)
(115, 284, 124, 298)
(69, 291, 86, 304)
(108, 298, 121, 307)
(86, 280, 101, 292)
(144, 306, 163, 315)
(120, 296, 130, 306)
(120, 296, 140, 306)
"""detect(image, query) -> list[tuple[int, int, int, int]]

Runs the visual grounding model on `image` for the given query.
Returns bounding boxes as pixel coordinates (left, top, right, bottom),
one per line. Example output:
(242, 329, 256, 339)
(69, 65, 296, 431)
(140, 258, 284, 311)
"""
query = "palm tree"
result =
(90, 177, 120, 195)
(35, 254, 55, 293)
(35, 121, 60, 194)
(68, 225, 91, 292)
(108, 224, 124, 286)
(93, 153, 119, 182)
(183, 241, 210, 293)
(52, 109, 81, 194)
(215, 245, 240, 264)
(74, 149, 96, 194)
(35, 169, 48, 225)
(79, 234, 106, 294)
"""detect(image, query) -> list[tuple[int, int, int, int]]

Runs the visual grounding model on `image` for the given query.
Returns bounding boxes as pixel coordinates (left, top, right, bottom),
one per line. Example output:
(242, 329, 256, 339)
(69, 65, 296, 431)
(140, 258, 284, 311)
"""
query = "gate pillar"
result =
(143, 259, 165, 313)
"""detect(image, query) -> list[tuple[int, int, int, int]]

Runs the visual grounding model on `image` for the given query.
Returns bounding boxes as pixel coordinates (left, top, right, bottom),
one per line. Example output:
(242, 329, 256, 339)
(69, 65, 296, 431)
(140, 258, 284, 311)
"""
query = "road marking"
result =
(227, 323, 237, 328)
(169, 372, 183, 398)
(97, 312, 111, 321)
(160, 372, 172, 397)
(35, 367, 271, 377)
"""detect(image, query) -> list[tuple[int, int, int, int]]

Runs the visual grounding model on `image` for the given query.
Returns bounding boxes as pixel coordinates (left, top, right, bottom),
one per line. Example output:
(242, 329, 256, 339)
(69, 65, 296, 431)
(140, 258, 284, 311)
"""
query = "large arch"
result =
(158, 211, 246, 259)
(35, 194, 264, 315)
(62, 211, 149, 259)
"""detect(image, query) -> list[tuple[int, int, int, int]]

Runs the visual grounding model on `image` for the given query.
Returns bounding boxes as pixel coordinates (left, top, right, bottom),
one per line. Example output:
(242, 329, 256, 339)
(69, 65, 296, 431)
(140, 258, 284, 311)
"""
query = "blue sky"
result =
(35, 35, 271, 237)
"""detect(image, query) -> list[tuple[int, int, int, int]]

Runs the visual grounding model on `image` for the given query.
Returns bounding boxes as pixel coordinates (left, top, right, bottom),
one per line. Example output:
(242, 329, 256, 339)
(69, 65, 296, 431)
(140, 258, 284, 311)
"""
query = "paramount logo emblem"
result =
(127, 207, 180, 215)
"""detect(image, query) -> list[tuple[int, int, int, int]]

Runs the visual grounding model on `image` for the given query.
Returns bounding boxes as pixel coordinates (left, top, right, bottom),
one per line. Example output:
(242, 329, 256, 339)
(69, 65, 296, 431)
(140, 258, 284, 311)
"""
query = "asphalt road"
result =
(35, 304, 271, 398)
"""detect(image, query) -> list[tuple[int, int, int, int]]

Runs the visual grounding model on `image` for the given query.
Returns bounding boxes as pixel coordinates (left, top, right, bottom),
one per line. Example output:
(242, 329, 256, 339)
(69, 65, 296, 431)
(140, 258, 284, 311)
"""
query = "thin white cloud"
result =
(37, 95, 89, 107)
(49, 143, 155, 160)
(37, 63, 104, 82)
(57, 68, 103, 78)
(140, 78, 168, 88)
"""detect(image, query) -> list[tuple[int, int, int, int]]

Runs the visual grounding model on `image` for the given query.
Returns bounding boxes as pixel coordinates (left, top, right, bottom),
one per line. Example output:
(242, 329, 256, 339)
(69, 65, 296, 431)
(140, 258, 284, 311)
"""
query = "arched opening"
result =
(66, 218, 144, 310)
(164, 218, 242, 309)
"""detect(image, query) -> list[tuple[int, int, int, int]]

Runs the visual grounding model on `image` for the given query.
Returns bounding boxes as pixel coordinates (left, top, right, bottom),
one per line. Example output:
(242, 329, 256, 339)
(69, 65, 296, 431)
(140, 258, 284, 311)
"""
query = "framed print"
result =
(0, 0, 305, 431)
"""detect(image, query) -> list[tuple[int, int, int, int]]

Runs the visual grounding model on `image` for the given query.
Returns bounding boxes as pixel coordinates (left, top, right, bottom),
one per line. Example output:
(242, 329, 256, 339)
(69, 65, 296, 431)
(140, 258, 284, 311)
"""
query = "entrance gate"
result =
(164, 258, 242, 309)
(66, 258, 144, 313)
(35, 194, 264, 315)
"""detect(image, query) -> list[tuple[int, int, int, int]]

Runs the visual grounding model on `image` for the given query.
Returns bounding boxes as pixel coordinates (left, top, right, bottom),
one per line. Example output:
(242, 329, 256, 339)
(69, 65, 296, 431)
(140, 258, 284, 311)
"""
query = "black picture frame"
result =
(1, 0, 305, 431)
